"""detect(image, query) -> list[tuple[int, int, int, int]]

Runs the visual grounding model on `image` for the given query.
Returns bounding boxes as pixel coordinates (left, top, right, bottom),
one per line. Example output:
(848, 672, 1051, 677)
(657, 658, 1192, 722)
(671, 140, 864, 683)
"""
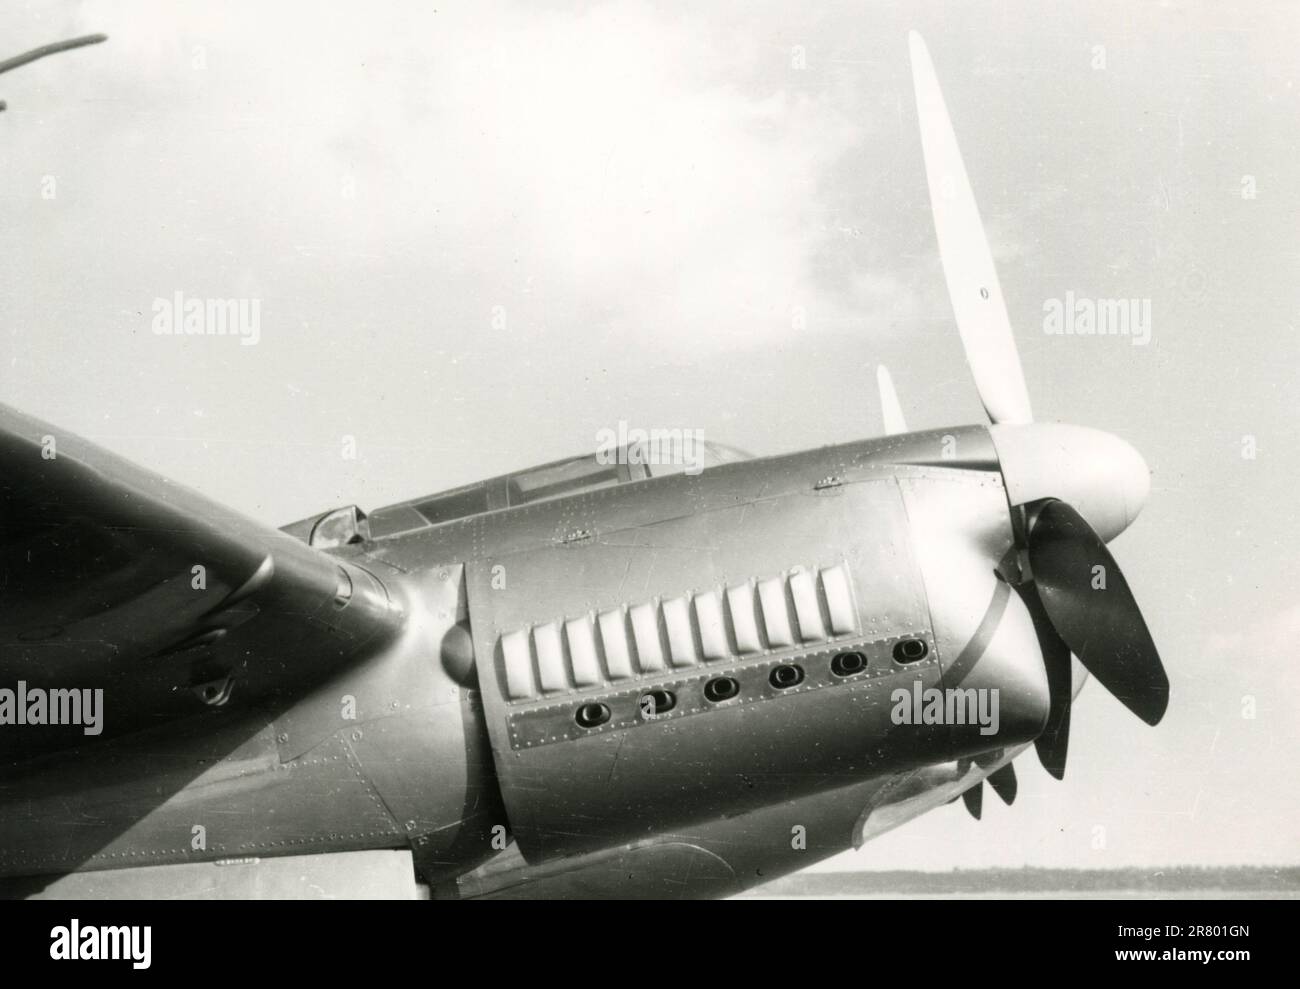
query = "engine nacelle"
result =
(462, 429, 1045, 863)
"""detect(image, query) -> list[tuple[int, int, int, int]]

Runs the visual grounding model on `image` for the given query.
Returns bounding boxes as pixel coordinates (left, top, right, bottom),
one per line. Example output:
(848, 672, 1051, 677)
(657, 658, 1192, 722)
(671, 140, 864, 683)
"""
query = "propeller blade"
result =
(961, 782, 983, 820)
(908, 31, 1033, 426)
(1016, 581, 1072, 779)
(876, 365, 908, 435)
(0, 34, 107, 77)
(1027, 499, 1169, 726)
(987, 763, 1018, 805)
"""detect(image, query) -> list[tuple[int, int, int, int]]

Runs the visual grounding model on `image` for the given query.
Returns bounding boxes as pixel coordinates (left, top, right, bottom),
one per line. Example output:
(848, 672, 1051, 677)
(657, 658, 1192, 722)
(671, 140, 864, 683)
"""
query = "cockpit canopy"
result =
(363, 440, 752, 539)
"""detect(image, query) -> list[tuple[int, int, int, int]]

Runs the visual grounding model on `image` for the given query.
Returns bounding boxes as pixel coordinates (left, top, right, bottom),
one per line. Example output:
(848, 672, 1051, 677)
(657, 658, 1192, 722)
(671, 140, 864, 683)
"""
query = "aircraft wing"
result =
(0, 403, 400, 768)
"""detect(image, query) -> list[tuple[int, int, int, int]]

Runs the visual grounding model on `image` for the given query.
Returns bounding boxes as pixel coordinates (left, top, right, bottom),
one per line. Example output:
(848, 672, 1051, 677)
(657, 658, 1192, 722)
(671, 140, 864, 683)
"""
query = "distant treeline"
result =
(752, 866, 1300, 896)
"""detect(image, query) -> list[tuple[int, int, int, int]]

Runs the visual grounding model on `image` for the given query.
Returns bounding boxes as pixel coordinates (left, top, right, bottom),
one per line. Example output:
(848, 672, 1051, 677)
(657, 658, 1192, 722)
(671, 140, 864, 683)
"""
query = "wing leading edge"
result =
(0, 404, 401, 767)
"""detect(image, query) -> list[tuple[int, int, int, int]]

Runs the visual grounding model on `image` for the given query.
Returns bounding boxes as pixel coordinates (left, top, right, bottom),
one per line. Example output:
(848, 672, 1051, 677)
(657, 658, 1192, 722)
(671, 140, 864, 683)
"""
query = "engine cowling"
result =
(462, 433, 1045, 863)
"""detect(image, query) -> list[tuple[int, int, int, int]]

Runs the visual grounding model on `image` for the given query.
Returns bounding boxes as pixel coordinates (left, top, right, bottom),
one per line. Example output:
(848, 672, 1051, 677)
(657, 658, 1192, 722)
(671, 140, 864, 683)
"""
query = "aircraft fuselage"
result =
(0, 425, 1054, 896)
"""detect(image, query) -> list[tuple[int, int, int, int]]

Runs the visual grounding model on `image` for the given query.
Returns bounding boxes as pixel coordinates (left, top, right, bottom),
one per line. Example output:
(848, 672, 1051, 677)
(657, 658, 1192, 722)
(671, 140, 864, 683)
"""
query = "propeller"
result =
(987, 763, 1017, 805)
(955, 756, 1017, 820)
(876, 365, 907, 435)
(908, 32, 1169, 777)
(909, 31, 1032, 426)
(1026, 500, 1169, 726)
(0, 34, 107, 113)
(1016, 582, 1072, 779)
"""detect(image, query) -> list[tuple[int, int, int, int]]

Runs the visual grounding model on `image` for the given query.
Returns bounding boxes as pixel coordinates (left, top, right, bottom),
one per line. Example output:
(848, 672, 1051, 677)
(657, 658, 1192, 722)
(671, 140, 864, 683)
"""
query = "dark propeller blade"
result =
(0, 34, 107, 77)
(1016, 581, 1073, 779)
(0, 34, 107, 113)
(987, 763, 1017, 805)
(961, 782, 983, 820)
(1027, 499, 1169, 726)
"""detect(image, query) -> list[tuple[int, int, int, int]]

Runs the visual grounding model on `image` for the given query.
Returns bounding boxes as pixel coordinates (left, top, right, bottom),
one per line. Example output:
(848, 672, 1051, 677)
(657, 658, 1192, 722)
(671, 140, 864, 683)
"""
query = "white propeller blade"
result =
(876, 365, 907, 435)
(909, 31, 1033, 425)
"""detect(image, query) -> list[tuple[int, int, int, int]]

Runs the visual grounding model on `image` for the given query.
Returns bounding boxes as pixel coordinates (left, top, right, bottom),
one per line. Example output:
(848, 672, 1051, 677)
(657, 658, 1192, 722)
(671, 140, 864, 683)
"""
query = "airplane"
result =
(0, 31, 1167, 899)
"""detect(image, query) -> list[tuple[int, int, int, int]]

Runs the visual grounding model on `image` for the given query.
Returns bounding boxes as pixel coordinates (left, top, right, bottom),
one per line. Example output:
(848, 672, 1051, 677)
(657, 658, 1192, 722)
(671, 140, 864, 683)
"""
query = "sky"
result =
(2, 0, 1297, 870)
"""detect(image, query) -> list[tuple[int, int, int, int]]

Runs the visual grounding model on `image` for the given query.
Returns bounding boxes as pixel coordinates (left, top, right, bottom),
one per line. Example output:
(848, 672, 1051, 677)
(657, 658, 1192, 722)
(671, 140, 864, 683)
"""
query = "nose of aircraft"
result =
(989, 423, 1151, 543)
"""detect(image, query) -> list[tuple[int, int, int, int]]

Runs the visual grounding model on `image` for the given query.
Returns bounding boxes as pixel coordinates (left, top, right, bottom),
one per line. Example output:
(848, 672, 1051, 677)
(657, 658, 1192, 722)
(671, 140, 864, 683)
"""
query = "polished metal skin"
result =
(0, 415, 1146, 897)
(0, 32, 1166, 899)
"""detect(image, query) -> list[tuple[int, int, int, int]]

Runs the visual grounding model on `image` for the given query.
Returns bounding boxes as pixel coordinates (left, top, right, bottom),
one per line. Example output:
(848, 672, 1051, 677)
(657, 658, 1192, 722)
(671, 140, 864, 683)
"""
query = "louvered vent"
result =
(498, 562, 859, 701)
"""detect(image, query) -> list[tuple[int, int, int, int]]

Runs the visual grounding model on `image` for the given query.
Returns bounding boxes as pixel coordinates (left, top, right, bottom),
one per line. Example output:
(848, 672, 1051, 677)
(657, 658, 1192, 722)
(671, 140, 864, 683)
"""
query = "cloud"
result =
(19, 0, 882, 357)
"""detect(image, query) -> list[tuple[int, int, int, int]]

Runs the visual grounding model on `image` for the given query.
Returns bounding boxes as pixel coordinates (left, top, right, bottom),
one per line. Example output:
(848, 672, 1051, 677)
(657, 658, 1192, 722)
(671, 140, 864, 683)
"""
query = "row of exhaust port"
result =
(571, 639, 932, 730)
